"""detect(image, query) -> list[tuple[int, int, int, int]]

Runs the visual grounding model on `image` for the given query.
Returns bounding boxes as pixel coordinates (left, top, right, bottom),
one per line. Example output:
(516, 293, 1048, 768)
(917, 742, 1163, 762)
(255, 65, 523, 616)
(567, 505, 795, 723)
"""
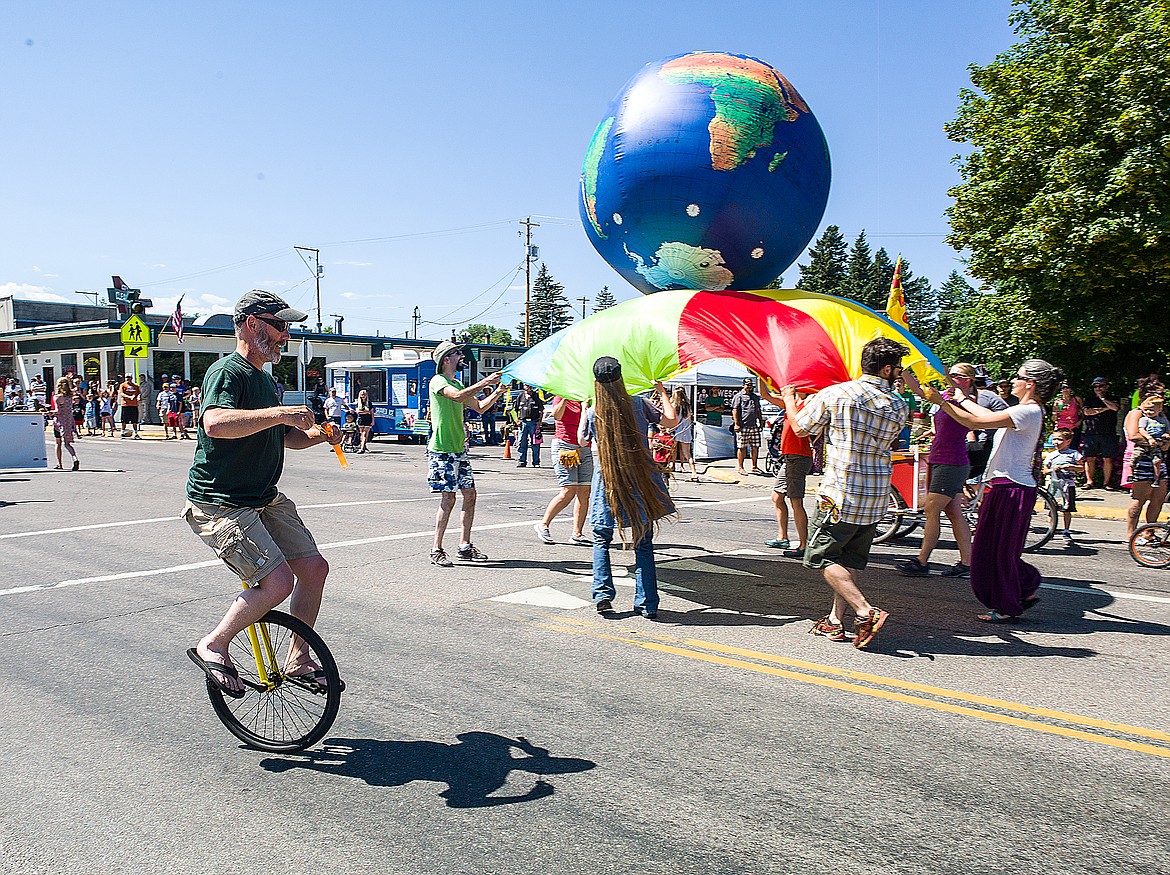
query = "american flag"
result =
(171, 296, 185, 344)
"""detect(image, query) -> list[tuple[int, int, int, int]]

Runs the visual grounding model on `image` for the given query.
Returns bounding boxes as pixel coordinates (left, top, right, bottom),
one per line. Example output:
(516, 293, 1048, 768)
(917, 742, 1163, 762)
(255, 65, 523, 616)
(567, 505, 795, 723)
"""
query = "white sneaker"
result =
(534, 523, 554, 545)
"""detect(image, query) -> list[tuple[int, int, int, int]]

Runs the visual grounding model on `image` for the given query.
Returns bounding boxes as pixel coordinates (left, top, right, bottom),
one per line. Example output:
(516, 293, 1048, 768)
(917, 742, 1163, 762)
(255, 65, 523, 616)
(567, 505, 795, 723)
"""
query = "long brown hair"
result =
(593, 379, 675, 546)
(671, 387, 691, 421)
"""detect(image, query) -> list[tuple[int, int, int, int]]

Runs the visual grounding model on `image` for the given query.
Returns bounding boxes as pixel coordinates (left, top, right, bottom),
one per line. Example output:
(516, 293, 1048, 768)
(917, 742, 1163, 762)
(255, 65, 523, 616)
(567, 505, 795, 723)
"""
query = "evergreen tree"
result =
(872, 248, 897, 303)
(796, 225, 848, 295)
(844, 231, 880, 308)
(593, 286, 617, 313)
(897, 258, 937, 344)
(933, 272, 977, 344)
(520, 263, 573, 346)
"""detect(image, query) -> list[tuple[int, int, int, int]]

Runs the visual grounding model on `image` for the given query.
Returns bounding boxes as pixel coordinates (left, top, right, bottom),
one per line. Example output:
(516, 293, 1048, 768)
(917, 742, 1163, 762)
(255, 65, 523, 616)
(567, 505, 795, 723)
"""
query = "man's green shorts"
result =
(802, 504, 879, 571)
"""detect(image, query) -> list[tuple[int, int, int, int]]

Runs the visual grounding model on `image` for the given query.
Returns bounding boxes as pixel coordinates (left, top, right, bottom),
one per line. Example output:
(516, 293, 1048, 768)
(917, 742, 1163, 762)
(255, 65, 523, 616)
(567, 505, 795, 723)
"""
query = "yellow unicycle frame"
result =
(242, 581, 280, 691)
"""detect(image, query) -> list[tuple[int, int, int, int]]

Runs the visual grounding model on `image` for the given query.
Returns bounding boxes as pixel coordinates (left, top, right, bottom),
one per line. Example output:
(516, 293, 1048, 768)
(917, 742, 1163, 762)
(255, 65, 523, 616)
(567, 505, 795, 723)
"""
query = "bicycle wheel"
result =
(1129, 523, 1170, 568)
(1023, 488, 1059, 553)
(204, 610, 342, 753)
(874, 488, 913, 544)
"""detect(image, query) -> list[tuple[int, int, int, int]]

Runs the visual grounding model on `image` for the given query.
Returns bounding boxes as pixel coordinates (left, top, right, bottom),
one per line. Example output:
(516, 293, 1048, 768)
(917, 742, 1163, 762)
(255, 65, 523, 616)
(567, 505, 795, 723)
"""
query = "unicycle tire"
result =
(204, 610, 342, 753)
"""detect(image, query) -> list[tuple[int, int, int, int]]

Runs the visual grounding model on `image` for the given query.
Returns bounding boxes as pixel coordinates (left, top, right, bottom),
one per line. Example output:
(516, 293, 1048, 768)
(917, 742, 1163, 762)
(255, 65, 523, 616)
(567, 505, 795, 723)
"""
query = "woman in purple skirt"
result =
(905, 360, 1062, 622)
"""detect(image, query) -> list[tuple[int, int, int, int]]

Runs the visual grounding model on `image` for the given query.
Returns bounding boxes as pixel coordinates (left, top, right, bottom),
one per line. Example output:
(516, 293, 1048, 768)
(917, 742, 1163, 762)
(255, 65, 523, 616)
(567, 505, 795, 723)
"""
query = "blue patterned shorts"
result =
(427, 450, 475, 493)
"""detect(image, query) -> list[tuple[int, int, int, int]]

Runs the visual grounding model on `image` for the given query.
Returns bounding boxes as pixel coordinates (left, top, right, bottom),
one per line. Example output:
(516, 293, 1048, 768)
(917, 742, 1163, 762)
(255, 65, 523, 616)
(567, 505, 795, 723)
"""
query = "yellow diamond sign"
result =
(120, 315, 150, 346)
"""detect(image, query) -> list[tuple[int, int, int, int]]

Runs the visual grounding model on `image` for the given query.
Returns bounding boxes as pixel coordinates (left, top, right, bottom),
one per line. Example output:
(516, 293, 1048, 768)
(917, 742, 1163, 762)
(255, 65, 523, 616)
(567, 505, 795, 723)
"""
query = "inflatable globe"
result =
(579, 51, 831, 295)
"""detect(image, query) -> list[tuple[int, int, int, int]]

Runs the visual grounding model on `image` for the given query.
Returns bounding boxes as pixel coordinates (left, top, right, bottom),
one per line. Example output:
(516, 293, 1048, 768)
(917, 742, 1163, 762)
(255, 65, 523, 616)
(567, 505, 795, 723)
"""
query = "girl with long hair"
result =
(584, 357, 677, 619)
(906, 359, 1062, 622)
(355, 389, 374, 453)
(669, 387, 699, 481)
(52, 376, 80, 470)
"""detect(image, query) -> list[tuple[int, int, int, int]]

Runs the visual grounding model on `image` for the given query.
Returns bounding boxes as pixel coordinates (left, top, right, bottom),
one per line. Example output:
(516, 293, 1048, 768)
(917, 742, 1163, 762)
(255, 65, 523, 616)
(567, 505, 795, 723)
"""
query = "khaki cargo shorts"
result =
(183, 492, 319, 584)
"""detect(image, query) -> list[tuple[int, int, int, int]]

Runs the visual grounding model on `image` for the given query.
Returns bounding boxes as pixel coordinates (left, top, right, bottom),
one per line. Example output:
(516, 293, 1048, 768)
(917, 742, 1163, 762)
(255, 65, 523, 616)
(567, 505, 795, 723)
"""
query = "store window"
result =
(61, 353, 78, 376)
(272, 355, 299, 392)
(153, 350, 185, 382)
(349, 371, 387, 404)
(106, 350, 124, 383)
(189, 353, 220, 389)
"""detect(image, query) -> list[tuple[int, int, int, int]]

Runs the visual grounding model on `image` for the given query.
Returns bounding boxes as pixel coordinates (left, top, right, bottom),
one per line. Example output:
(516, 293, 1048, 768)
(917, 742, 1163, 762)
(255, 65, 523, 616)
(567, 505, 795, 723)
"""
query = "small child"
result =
(1132, 395, 1169, 482)
(1043, 429, 1084, 540)
(650, 424, 675, 485)
(84, 395, 99, 435)
(341, 411, 360, 452)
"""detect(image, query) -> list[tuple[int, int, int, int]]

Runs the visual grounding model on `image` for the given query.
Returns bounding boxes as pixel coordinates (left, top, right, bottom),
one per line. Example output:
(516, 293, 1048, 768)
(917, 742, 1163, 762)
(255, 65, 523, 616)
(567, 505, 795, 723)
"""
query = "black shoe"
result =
(895, 557, 930, 576)
(71, 460, 79, 471)
(939, 562, 969, 578)
(633, 606, 658, 620)
(516, 462, 527, 467)
(595, 599, 614, 614)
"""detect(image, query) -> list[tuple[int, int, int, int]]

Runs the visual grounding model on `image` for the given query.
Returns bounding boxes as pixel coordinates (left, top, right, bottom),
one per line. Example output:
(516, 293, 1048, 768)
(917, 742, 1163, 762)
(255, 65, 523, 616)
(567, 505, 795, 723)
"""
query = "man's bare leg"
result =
(459, 487, 477, 545)
(284, 554, 330, 673)
(434, 491, 457, 550)
(196, 564, 295, 693)
(822, 563, 873, 618)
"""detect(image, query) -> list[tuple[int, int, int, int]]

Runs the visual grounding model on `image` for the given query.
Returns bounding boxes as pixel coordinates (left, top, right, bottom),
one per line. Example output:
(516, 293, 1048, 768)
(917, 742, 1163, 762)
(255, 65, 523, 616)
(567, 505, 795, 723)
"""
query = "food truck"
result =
(327, 350, 442, 443)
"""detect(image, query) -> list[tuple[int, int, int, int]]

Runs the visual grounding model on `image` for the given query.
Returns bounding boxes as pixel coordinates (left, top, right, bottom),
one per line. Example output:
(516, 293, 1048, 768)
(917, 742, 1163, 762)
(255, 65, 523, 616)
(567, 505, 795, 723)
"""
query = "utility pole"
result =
(412, 306, 420, 339)
(294, 245, 323, 333)
(577, 296, 589, 320)
(519, 217, 540, 346)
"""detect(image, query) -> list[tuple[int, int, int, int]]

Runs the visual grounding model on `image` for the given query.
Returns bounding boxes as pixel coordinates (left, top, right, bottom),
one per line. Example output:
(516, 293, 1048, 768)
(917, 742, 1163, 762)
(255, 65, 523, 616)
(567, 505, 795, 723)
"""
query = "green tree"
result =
(896, 257, 937, 344)
(934, 271, 978, 348)
(933, 282, 1047, 378)
(593, 286, 617, 313)
(796, 225, 848, 295)
(465, 323, 514, 346)
(844, 231, 880, 308)
(521, 263, 573, 346)
(946, 0, 1170, 370)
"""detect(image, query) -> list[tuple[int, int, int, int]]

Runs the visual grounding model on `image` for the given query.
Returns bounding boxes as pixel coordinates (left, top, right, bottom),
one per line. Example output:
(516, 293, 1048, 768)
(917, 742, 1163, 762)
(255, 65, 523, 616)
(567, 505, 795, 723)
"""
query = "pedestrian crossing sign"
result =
(120, 316, 150, 346)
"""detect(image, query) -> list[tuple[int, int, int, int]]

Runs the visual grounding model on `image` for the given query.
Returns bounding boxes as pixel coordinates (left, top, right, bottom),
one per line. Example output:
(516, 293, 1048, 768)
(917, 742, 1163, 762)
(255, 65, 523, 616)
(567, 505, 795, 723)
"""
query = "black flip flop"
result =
(187, 648, 246, 699)
(286, 669, 346, 695)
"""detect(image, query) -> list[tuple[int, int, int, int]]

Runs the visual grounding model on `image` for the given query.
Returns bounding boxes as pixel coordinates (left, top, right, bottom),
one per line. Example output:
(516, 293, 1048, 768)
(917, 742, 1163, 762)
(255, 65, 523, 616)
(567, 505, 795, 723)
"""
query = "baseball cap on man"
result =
(234, 290, 308, 323)
(1091, 376, 1109, 385)
(432, 340, 464, 363)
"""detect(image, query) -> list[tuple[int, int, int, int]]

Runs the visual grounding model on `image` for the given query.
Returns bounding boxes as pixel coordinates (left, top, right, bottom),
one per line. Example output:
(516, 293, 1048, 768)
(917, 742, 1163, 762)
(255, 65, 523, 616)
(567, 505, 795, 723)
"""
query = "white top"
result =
(324, 396, 347, 418)
(983, 402, 1044, 486)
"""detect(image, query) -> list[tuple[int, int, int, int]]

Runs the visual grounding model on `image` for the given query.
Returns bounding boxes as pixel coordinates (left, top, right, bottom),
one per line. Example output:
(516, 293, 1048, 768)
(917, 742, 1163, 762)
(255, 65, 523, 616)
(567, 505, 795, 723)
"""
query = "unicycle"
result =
(200, 607, 343, 752)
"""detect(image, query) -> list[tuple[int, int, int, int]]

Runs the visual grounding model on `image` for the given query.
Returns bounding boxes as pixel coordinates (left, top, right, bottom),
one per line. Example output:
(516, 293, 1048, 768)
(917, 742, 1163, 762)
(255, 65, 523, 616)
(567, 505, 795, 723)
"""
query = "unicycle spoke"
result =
(204, 610, 342, 752)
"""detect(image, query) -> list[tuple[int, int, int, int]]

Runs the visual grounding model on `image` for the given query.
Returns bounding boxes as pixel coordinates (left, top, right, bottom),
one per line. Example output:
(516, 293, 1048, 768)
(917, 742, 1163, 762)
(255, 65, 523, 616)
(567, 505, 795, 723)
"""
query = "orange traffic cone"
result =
(503, 434, 512, 460)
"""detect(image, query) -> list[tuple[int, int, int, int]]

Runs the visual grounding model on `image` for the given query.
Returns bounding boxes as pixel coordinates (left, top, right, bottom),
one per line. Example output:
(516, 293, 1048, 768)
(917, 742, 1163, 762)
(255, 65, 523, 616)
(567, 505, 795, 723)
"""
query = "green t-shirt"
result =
(428, 373, 466, 454)
(703, 394, 725, 425)
(186, 353, 287, 507)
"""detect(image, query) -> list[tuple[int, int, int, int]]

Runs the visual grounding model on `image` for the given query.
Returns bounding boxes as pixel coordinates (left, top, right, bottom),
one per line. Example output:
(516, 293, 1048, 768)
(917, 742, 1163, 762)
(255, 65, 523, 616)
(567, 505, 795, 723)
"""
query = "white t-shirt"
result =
(324, 396, 346, 419)
(983, 402, 1044, 486)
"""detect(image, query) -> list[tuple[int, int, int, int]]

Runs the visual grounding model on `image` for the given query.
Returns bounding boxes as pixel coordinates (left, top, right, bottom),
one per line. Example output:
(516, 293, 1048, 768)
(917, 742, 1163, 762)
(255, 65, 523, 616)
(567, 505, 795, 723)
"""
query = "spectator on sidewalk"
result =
(514, 384, 544, 468)
(1043, 429, 1084, 542)
(782, 338, 910, 648)
(731, 377, 764, 476)
(1081, 376, 1121, 489)
(1052, 382, 1084, 450)
(118, 374, 141, 439)
(702, 387, 725, 426)
(1124, 386, 1169, 542)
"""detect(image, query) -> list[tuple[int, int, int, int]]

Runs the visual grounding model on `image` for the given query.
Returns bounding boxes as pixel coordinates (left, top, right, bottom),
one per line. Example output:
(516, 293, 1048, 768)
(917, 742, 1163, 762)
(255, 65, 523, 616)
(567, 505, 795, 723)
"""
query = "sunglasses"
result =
(255, 315, 289, 333)
(947, 372, 971, 379)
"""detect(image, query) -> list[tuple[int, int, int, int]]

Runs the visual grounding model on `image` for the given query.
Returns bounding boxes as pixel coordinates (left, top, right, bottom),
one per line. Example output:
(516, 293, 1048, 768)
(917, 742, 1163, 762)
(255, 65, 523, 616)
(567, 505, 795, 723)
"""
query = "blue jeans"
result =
(518, 421, 541, 465)
(590, 477, 658, 614)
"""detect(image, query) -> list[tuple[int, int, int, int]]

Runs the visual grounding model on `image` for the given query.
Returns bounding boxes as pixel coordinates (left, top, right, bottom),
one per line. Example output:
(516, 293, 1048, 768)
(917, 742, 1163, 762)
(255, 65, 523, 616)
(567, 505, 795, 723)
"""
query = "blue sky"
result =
(3, 1, 1015, 340)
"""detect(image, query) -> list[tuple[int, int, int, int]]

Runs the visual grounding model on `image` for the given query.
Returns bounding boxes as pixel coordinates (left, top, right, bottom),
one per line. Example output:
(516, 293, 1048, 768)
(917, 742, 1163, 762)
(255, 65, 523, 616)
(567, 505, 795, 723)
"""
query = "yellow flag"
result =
(886, 256, 909, 330)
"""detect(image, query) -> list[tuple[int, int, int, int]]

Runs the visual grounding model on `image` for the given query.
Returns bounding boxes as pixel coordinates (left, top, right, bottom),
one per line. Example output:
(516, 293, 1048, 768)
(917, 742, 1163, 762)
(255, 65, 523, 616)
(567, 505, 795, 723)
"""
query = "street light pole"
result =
(519, 217, 540, 346)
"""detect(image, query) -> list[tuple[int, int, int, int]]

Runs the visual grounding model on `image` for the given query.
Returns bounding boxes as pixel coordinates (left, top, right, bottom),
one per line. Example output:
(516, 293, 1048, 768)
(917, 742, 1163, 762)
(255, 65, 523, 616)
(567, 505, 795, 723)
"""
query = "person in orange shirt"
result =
(761, 385, 812, 557)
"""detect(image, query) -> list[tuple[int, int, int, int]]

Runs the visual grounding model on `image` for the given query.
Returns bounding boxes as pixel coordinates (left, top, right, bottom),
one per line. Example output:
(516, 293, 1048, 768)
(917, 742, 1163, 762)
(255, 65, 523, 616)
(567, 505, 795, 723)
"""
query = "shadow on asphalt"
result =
(259, 731, 595, 808)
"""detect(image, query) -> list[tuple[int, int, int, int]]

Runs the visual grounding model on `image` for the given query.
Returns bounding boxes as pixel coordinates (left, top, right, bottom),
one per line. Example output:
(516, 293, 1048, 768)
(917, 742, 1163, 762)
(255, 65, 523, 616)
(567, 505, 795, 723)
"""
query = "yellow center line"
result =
(539, 619, 1170, 760)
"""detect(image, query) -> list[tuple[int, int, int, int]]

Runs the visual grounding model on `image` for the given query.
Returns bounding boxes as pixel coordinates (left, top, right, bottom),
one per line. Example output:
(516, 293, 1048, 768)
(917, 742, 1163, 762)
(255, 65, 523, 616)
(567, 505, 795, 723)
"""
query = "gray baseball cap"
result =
(233, 290, 307, 323)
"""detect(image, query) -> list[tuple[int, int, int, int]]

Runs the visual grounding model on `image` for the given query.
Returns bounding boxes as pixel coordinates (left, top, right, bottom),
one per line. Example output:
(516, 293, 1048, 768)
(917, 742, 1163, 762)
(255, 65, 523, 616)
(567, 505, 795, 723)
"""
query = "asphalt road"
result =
(1, 434, 1168, 875)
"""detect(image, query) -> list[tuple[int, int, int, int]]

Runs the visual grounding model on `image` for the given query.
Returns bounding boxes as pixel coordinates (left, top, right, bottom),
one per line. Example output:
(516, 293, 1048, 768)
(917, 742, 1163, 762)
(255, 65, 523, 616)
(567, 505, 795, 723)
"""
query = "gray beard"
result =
(256, 333, 284, 364)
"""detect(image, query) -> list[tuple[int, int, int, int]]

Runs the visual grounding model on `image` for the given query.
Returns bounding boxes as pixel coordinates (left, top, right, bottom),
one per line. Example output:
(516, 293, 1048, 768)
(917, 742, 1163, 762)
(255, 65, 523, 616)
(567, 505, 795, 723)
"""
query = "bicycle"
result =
(195, 582, 343, 752)
(875, 450, 1059, 553)
(1128, 522, 1170, 568)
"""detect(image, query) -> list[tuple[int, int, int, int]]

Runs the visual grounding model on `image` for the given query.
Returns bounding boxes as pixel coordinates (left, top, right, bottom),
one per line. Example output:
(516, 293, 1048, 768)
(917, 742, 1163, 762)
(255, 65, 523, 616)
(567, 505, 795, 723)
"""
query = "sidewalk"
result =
(698, 457, 1166, 523)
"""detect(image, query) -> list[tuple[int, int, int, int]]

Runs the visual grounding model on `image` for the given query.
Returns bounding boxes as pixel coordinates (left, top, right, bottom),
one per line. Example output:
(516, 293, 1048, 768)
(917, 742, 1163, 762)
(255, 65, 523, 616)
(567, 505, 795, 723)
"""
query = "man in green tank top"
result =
(182, 290, 344, 698)
(427, 340, 504, 567)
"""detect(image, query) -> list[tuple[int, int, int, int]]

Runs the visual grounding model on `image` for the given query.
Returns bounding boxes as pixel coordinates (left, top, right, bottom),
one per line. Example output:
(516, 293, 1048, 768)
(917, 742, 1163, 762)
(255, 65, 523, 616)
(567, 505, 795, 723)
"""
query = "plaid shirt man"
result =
(795, 375, 908, 526)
